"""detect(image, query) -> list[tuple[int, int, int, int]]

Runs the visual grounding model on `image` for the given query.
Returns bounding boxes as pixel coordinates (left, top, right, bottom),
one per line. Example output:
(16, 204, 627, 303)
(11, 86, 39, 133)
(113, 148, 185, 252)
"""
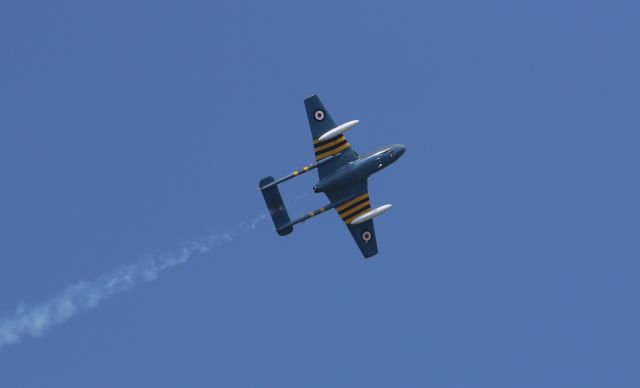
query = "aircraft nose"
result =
(395, 144, 406, 158)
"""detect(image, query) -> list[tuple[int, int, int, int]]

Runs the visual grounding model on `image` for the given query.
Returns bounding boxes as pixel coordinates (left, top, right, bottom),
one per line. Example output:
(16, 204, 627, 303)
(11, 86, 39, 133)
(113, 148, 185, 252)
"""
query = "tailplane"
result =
(259, 176, 293, 236)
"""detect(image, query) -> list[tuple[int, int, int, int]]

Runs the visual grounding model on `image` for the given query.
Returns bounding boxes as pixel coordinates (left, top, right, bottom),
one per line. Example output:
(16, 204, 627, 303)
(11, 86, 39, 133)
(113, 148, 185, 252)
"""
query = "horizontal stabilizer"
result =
(259, 176, 293, 236)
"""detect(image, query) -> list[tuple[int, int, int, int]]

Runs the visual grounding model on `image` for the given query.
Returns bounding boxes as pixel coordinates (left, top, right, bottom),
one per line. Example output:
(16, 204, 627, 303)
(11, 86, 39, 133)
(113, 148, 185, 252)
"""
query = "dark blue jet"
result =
(259, 95, 406, 258)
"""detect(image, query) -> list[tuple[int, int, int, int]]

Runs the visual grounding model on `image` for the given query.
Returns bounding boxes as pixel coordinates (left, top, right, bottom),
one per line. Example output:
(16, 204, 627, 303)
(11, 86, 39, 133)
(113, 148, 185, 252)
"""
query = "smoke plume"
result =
(0, 215, 265, 350)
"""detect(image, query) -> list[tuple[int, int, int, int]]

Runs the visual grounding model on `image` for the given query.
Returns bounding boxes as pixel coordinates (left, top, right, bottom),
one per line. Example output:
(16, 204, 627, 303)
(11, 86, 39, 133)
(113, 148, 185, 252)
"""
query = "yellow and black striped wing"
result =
(313, 135, 351, 161)
(326, 181, 378, 258)
(336, 193, 372, 225)
(304, 95, 359, 179)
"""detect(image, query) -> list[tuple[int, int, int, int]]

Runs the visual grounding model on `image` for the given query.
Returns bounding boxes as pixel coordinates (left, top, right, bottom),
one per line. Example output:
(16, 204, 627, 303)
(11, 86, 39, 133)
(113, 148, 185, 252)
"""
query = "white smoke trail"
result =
(0, 215, 265, 350)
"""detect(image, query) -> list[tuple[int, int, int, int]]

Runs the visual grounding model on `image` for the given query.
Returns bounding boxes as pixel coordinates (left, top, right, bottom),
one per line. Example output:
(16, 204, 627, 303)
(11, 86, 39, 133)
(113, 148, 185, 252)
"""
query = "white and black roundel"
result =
(362, 230, 372, 242)
(314, 109, 325, 121)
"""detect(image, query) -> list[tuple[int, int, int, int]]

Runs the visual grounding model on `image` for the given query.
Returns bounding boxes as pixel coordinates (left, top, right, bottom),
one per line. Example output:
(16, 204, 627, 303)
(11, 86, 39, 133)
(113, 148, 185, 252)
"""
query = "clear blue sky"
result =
(1, 1, 638, 386)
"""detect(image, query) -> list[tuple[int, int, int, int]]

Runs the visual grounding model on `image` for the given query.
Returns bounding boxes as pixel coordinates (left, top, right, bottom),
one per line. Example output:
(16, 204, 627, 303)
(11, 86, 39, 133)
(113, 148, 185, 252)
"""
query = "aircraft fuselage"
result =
(313, 144, 406, 193)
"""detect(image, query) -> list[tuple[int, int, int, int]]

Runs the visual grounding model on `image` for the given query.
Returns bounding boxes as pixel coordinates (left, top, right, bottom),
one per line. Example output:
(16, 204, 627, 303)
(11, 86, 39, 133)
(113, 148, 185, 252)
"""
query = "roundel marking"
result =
(314, 109, 325, 121)
(362, 231, 372, 242)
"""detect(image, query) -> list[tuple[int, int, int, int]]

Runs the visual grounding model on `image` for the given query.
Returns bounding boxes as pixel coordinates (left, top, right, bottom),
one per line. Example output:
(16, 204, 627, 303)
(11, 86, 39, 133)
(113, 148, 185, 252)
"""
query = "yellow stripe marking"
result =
(344, 206, 373, 224)
(336, 193, 369, 212)
(316, 142, 350, 160)
(309, 211, 315, 217)
(320, 207, 326, 212)
(303, 166, 309, 172)
(293, 171, 299, 176)
(314, 136, 346, 152)
(340, 201, 370, 219)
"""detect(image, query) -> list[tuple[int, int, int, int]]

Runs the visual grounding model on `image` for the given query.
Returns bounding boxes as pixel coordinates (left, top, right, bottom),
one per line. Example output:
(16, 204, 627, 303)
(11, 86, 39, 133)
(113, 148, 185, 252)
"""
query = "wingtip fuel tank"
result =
(350, 204, 392, 225)
(317, 120, 359, 142)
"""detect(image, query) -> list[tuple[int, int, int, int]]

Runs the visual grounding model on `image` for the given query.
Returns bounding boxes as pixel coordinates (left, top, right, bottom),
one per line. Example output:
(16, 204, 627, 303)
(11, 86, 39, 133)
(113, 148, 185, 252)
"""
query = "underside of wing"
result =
(346, 220, 378, 258)
(304, 95, 358, 179)
(326, 180, 379, 258)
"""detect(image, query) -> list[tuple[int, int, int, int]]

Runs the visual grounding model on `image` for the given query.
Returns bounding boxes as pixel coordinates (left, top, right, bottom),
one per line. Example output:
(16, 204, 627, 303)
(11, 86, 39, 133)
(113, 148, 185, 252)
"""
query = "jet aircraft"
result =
(259, 95, 406, 258)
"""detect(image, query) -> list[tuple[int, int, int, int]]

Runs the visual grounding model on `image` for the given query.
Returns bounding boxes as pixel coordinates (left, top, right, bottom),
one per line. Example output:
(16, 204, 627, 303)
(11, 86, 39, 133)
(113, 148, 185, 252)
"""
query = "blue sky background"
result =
(1, 1, 638, 386)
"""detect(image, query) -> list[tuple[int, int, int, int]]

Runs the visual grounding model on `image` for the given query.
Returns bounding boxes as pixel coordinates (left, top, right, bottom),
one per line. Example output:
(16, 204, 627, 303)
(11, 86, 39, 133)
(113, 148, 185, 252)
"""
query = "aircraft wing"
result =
(326, 180, 378, 258)
(304, 95, 359, 179)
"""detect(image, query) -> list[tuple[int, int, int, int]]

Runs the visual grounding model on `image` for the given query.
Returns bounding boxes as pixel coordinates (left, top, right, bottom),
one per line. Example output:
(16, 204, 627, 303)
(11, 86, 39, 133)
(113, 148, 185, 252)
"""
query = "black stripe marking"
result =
(338, 197, 370, 216)
(315, 139, 348, 156)
(314, 138, 347, 152)
(340, 203, 371, 221)
(314, 135, 346, 148)
(345, 206, 373, 223)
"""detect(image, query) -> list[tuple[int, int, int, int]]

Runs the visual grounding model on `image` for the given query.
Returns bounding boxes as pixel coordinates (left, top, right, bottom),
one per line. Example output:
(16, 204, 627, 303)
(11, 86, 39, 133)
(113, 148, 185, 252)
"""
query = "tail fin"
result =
(259, 176, 293, 236)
